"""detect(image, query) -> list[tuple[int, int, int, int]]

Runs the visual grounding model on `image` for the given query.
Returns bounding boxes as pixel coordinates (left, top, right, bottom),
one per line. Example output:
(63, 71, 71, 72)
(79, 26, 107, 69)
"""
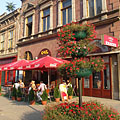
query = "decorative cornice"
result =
(17, 33, 57, 46)
(0, 52, 17, 59)
(0, 9, 20, 23)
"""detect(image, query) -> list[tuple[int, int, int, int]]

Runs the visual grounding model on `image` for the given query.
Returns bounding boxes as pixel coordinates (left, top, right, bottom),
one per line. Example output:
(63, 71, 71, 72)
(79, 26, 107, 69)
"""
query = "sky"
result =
(0, 0, 21, 15)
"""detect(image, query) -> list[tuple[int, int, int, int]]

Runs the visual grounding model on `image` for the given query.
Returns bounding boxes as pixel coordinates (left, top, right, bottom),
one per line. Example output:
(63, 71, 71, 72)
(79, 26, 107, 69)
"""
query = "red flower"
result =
(95, 64, 98, 67)
(76, 105, 79, 107)
(69, 109, 73, 112)
(66, 106, 69, 109)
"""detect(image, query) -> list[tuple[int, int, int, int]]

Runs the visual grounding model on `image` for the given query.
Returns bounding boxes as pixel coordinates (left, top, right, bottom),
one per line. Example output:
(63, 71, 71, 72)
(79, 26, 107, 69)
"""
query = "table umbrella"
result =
(0, 59, 30, 71)
(23, 56, 69, 70)
(23, 56, 69, 88)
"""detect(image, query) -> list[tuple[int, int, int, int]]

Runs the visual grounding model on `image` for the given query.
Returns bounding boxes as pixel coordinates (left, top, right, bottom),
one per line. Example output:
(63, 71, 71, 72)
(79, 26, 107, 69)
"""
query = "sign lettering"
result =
(101, 35, 118, 47)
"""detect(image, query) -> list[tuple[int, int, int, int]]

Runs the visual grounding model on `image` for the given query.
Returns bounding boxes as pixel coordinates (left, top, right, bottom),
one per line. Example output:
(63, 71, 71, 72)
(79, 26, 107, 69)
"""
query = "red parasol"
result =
(0, 59, 30, 71)
(23, 56, 69, 70)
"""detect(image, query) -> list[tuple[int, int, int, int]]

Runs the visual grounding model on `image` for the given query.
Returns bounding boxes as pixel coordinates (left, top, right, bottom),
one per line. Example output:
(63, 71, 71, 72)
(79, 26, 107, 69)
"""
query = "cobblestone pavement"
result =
(0, 96, 120, 120)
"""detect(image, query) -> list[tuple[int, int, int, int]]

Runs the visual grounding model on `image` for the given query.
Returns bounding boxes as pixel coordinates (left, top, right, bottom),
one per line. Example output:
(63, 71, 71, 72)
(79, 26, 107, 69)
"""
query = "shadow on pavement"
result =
(21, 108, 44, 120)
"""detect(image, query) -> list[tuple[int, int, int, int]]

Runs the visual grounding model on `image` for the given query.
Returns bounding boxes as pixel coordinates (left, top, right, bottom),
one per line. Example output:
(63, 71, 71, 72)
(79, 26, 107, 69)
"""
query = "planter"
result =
(30, 100, 35, 105)
(76, 68, 92, 78)
(55, 98, 60, 102)
(68, 96, 72, 99)
(42, 100, 47, 105)
(11, 96, 16, 100)
(74, 31, 87, 40)
(17, 97, 22, 101)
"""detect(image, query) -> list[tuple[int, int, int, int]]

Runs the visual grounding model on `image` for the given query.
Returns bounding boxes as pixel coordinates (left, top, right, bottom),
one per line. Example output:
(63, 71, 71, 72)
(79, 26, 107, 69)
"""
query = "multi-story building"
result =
(10, 0, 120, 100)
(0, 9, 20, 85)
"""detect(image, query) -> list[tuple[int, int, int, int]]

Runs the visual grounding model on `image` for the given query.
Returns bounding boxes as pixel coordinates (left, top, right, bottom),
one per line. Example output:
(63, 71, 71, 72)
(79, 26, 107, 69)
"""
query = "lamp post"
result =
(78, 77, 82, 107)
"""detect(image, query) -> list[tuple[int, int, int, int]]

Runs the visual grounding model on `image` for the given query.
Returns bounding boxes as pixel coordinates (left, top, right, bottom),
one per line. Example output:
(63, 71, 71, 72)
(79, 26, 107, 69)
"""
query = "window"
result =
(24, 51, 33, 60)
(62, 0, 72, 25)
(27, 16, 32, 36)
(1, 34, 5, 50)
(42, 8, 50, 32)
(84, 76, 90, 88)
(93, 72, 101, 89)
(87, 0, 102, 17)
(9, 30, 13, 48)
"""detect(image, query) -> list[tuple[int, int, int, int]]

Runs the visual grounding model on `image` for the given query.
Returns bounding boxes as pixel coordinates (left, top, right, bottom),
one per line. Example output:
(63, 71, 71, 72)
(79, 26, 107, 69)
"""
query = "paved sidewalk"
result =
(0, 96, 120, 120)
(0, 96, 45, 120)
(71, 96, 120, 113)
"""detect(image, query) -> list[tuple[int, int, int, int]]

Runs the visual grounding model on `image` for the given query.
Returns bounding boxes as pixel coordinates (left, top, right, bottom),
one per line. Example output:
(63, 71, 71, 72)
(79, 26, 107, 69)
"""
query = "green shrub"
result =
(17, 87, 22, 98)
(29, 88, 35, 102)
(43, 101, 120, 120)
(41, 89, 48, 101)
(54, 86, 60, 98)
(67, 86, 73, 96)
(11, 86, 17, 98)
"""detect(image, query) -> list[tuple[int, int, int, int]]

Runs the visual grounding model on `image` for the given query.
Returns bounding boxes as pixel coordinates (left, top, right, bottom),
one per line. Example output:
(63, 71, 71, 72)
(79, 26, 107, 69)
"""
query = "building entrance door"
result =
(83, 56, 112, 99)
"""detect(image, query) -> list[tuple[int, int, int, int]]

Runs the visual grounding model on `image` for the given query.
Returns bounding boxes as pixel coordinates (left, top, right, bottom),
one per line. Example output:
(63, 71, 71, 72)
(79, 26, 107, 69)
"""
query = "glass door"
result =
(93, 72, 101, 89)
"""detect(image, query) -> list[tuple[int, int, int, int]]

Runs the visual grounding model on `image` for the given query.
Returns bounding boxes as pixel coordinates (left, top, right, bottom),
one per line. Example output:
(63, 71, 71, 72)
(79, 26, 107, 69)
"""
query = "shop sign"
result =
(39, 48, 51, 58)
(101, 35, 118, 47)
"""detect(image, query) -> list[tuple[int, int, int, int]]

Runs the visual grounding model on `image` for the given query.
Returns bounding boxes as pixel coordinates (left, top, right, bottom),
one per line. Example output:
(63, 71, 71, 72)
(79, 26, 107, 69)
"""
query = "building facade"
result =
(1, 0, 118, 100)
(0, 9, 20, 85)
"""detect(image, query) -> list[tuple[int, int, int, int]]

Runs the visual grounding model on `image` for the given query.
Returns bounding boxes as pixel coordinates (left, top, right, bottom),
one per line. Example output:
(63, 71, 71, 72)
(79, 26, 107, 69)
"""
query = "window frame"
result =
(87, 0, 102, 17)
(1, 33, 5, 50)
(26, 15, 33, 36)
(8, 30, 13, 49)
(61, 0, 72, 25)
(42, 7, 50, 32)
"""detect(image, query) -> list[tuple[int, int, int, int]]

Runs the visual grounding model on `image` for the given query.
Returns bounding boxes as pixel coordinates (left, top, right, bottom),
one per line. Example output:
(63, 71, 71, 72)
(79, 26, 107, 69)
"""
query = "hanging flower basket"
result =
(76, 68, 92, 78)
(74, 31, 87, 40)
(71, 47, 88, 59)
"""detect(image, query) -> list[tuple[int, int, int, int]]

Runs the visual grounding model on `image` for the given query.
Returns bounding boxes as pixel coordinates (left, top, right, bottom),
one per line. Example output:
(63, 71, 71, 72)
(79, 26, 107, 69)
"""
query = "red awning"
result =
(0, 59, 30, 71)
(23, 56, 69, 70)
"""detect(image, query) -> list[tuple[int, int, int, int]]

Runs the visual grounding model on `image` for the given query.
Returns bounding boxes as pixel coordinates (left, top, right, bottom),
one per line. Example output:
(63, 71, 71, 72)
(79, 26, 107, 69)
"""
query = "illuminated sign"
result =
(39, 48, 51, 58)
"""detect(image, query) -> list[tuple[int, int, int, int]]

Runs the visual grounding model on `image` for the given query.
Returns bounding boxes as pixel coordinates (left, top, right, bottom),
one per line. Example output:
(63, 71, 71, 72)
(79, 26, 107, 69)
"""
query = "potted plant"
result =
(41, 89, 48, 105)
(11, 86, 17, 100)
(29, 88, 35, 105)
(68, 86, 73, 99)
(0, 85, 1, 96)
(17, 87, 22, 101)
(54, 86, 60, 102)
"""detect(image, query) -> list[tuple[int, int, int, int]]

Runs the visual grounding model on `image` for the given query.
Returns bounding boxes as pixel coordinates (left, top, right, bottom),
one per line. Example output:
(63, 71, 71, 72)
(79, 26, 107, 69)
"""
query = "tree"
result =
(6, 2, 16, 12)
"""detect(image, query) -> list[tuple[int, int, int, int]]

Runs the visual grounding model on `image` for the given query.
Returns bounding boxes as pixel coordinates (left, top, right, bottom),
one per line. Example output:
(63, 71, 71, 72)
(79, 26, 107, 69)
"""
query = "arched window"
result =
(24, 51, 33, 60)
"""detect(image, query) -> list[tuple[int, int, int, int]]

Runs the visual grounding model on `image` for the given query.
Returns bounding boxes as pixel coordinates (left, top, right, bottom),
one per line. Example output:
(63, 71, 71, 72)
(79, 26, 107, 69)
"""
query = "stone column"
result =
(50, 5, 53, 30)
(32, 13, 35, 35)
(72, 0, 76, 22)
(117, 53, 120, 100)
(82, 0, 87, 19)
(57, 1, 62, 27)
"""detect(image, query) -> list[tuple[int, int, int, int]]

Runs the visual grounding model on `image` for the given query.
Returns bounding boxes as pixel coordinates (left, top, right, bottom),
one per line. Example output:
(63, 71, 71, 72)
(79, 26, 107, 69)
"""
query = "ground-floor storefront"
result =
(0, 55, 17, 86)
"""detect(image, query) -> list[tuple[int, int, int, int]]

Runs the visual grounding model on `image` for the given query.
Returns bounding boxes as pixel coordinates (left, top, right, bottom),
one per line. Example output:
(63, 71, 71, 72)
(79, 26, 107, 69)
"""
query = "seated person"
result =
(37, 81, 47, 101)
(19, 79, 25, 88)
(28, 80, 36, 93)
(13, 81, 20, 90)
(59, 80, 68, 101)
